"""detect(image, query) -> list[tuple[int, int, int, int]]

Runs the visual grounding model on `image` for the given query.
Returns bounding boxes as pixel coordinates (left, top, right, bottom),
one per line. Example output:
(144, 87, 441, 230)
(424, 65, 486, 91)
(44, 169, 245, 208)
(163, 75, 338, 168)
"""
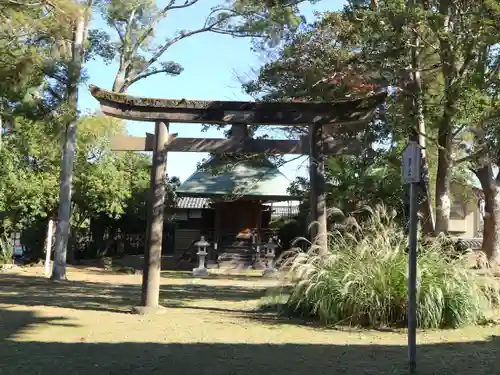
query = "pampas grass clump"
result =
(282, 205, 499, 328)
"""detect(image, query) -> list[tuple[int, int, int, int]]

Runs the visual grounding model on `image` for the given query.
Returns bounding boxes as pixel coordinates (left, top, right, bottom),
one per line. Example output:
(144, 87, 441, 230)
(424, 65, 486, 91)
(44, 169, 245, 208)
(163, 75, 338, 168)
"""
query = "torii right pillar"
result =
(309, 123, 328, 256)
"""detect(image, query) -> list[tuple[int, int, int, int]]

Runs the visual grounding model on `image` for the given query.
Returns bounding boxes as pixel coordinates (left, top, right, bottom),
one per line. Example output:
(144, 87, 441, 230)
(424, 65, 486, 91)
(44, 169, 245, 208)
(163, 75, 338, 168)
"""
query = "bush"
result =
(276, 219, 305, 249)
(281, 205, 499, 329)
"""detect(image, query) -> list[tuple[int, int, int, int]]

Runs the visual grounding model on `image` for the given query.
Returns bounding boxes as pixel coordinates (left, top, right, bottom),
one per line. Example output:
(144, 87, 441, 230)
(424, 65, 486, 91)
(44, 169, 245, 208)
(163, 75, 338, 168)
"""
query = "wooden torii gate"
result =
(89, 85, 387, 314)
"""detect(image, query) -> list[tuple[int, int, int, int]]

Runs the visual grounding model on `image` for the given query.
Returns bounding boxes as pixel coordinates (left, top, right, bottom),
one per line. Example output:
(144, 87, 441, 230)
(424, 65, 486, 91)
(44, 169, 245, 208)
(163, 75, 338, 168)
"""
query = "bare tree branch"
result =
(164, 0, 201, 11)
(7, 0, 44, 5)
(211, 29, 268, 38)
(128, 67, 181, 86)
(46, 84, 63, 101)
(123, 6, 137, 53)
(112, 22, 125, 43)
(124, 17, 229, 90)
(112, 0, 307, 91)
(41, 66, 68, 85)
(128, 0, 201, 63)
(454, 149, 488, 165)
(451, 124, 466, 138)
(131, 1, 291, 79)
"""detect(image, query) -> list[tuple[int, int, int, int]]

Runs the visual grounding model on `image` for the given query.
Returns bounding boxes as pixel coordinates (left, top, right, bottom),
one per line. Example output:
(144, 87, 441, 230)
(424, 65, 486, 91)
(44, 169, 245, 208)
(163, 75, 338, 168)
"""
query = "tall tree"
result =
(50, 0, 95, 280)
(453, 27, 500, 262)
(0, 0, 72, 233)
(246, 2, 500, 242)
(101, 0, 308, 92)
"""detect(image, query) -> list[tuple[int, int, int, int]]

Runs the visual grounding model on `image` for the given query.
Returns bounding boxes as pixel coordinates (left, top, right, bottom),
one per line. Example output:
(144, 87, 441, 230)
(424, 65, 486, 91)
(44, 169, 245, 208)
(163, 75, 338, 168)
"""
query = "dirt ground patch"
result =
(1, 266, 500, 375)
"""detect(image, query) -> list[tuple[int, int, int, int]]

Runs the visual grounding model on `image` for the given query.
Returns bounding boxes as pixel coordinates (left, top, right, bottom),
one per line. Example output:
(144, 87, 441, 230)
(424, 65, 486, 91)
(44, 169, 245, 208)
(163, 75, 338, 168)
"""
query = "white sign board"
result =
(402, 141, 421, 184)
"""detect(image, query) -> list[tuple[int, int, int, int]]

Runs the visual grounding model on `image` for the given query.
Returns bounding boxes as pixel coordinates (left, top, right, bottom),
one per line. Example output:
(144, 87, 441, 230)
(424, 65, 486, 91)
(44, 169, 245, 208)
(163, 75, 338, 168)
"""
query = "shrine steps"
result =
(217, 246, 254, 269)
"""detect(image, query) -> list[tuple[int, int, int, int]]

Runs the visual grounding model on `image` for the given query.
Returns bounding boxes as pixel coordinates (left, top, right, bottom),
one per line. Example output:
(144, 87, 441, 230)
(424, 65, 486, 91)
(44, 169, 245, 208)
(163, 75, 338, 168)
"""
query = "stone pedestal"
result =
(253, 251, 265, 270)
(262, 253, 277, 277)
(193, 267, 209, 277)
(193, 251, 209, 277)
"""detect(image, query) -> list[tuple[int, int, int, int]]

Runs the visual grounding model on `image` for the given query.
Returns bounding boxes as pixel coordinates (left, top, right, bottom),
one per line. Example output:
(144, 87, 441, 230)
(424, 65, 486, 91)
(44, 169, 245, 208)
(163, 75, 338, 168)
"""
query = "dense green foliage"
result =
(246, 2, 500, 255)
(2, 0, 500, 267)
(288, 151, 407, 225)
(0, 107, 168, 259)
(280, 206, 499, 328)
(0, 0, 314, 266)
(245, 10, 411, 222)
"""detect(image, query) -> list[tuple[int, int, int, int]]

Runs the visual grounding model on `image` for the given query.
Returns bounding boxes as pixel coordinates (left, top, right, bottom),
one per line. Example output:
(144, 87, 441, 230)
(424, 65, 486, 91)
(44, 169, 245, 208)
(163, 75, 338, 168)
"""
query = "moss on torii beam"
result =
(88, 85, 388, 125)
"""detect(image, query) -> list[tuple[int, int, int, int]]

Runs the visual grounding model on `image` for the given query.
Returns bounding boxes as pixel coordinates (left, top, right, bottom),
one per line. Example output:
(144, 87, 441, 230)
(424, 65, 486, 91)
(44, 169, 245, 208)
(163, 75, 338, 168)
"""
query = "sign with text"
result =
(402, 142, 421, 184)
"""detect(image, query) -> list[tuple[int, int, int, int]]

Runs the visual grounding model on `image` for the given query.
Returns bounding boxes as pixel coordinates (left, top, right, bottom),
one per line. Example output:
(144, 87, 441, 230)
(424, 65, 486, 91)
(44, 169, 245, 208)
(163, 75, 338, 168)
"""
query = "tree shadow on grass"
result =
(0, 273, 266, 313)
(0, 308, 80, 341)
(240, 310, 407, 334)
(244, 289, 408, 332)
(1, 307, 500, 375)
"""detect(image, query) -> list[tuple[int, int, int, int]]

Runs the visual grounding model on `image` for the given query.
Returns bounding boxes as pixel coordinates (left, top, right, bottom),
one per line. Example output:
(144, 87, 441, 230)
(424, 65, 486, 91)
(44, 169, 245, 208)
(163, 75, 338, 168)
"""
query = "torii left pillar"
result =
(133, 120, 169, 315)
(309, 122, 328, 256)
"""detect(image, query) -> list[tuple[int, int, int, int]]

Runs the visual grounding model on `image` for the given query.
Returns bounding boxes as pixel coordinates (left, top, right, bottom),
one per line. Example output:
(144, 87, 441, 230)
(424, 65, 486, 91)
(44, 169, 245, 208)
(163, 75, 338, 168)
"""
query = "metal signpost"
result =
(401, 141, 421, 373)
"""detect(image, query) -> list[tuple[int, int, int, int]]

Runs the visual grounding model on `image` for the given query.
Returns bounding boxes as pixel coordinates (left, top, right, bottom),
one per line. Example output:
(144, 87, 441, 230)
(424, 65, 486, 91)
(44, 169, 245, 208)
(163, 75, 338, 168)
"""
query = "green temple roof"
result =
(176, 156, 299, 201)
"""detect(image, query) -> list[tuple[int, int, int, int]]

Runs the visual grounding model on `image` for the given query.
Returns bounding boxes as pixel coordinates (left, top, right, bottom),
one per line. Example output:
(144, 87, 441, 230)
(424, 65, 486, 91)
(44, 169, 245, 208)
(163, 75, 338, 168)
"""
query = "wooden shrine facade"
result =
(173, 197, 298, 257)
(89, 85, 387, 311)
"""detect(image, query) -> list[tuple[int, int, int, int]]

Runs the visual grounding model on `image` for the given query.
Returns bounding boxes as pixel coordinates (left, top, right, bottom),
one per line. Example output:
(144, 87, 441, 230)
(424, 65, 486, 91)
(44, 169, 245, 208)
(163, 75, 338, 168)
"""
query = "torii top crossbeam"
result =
(89, 85, 387, 126)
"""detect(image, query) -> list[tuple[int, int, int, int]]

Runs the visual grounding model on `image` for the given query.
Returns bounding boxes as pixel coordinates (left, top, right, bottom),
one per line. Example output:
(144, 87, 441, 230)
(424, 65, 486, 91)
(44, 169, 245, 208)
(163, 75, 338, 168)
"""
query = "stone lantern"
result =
(262, 238, 278, 277)
(193, 235, 210, 277)
(253, 244, 265, 270)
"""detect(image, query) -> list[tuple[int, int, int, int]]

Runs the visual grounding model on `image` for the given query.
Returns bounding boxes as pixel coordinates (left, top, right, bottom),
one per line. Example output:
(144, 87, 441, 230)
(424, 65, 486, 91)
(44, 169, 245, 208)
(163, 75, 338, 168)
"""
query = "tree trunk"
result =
(409, 25, 435, 234)
(434, 148, 451, 234)
(0, 111, 2, 150)
(434, 93, 457, 235)
(474, 165, 500, 266)
(112, 68, 127, 93)
(51, 129, 76, 278)
(136, 121, 169, 313)
(433, 2, 458, 236)
(418, 151, 435, 234)
(308, 123, 328, 256)
(434, 91, 455, 235)
(51, 3, 92, 281)
(44, 218, 54, 276)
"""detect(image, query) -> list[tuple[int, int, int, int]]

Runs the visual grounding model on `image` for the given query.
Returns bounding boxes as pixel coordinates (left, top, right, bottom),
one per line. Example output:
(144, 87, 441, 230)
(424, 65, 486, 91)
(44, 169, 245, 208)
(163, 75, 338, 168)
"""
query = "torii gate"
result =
(89, 85, 387, 314)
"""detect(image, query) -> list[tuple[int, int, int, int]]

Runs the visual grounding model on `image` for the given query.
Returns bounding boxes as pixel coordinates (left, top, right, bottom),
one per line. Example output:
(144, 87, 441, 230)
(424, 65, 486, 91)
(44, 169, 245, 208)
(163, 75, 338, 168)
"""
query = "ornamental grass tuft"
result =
(281, 205, 499, 328)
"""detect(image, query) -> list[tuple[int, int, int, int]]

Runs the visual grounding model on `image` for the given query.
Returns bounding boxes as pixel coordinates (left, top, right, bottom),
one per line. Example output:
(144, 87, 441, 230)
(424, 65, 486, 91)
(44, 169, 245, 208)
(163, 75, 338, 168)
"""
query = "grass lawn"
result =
(1, 266, 500, 375)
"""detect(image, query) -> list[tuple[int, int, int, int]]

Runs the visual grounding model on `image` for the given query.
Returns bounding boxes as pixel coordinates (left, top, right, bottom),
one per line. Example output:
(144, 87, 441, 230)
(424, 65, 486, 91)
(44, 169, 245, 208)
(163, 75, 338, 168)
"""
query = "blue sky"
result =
(80, 0, 340, 182)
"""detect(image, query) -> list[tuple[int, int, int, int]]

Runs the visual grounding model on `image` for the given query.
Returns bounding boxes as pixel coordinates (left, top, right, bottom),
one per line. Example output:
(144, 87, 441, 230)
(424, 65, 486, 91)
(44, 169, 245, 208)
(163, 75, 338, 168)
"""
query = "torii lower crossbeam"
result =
(109, 134, 363, 155)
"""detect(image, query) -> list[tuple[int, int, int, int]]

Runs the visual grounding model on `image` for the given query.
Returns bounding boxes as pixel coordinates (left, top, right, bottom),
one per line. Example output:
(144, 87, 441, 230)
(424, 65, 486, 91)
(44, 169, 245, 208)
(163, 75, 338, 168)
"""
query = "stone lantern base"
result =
(192, 267, 209, 277)
(262, 266, 277, 277)
(253, 252, 266, 270)
(193, 251, 209, 277)
(253, 261, 266, 270)
(262, 254, 277, 277)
